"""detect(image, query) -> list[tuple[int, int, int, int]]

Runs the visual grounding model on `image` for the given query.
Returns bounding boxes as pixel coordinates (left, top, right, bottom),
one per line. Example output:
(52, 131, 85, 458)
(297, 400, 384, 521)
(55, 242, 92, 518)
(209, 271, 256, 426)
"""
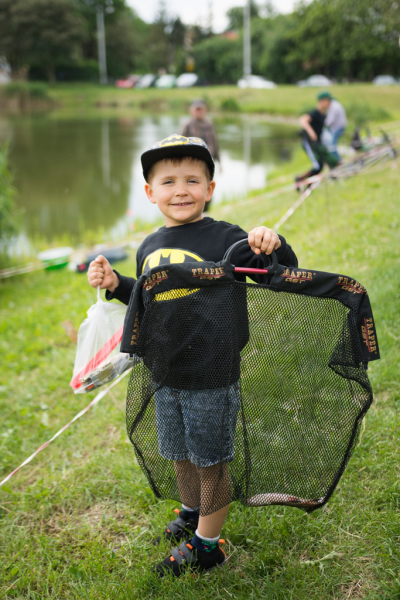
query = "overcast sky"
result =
(126, 0, 297, 32)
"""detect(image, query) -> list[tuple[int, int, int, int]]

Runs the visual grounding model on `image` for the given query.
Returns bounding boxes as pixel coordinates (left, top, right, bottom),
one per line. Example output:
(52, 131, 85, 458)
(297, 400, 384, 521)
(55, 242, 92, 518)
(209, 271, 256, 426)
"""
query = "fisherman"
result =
(325, 93, 347, 162)
(181, 99, 220, 167)
(295, 91, 332, 189)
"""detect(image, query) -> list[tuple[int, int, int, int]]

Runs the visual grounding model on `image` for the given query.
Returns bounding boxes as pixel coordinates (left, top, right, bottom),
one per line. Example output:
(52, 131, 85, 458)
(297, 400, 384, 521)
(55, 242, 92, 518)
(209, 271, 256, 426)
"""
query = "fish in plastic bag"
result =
(70, 286, 131, 393)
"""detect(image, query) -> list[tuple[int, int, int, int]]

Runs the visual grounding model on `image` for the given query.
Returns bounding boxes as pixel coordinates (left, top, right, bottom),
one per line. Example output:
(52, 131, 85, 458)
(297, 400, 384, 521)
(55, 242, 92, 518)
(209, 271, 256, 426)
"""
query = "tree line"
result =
(0, 0, 399, 84)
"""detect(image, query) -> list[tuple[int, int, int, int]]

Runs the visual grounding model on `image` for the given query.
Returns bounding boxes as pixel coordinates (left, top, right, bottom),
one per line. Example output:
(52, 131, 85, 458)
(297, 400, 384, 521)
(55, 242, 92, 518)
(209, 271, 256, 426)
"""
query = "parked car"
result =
(155, 74, 176, 89)
(237, 75, 276, 89)
(115, 74, 141, 89)
(373, 75, 397, 86)
(176, 73, 199, 88)
(297, 75, 332, 87)
(135, 74, 157, 89)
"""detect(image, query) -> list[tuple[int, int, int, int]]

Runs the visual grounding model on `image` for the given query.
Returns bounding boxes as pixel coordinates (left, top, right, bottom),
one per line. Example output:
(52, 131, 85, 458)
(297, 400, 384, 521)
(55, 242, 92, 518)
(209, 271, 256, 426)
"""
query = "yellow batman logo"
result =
(159, 134, 190, 147)
(142, 248, 203, 272)
(142, 248, 203, 302)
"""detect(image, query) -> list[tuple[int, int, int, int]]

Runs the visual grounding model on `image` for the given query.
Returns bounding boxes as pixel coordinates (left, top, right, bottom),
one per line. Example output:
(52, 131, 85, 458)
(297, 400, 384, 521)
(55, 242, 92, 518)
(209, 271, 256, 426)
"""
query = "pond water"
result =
(0, 113, 297, 252)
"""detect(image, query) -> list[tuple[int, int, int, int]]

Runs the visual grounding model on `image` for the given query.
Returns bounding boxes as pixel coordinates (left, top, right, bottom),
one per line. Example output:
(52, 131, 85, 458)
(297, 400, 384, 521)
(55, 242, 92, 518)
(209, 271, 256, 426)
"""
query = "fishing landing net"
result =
(122, 240, 379, 516)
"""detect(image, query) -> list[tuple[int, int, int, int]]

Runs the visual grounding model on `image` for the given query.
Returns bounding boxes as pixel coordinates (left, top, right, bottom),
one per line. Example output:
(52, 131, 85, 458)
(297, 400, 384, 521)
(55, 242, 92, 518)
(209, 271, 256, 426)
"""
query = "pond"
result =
(0, 113, 298, 253)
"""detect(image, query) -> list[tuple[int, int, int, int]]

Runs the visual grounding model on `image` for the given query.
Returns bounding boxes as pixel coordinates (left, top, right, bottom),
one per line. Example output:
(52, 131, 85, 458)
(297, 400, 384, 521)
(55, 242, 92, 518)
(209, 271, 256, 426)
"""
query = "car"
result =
(155, 74, 176, 89)
(115, 74, 141, 89)
(373, 75, 397, 86)
(135, 74, 157, 89)
(237, 75, 276, 89)
(176, 73, 199, 88)
(297, 74, 333, 87)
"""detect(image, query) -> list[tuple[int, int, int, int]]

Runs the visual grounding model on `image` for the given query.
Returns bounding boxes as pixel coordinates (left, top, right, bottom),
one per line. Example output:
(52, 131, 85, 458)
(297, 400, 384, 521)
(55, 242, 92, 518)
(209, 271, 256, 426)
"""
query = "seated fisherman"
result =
(295, 91, 332, 189)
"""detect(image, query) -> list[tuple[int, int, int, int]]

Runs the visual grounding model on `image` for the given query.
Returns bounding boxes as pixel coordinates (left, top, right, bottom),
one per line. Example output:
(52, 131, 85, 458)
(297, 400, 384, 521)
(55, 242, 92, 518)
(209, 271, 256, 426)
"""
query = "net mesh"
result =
(126, 279, 373, 515)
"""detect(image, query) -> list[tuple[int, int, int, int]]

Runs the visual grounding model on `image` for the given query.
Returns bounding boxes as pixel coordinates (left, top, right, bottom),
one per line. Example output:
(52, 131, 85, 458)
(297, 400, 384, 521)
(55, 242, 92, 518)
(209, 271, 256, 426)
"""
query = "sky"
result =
(126, 0, 297, 32)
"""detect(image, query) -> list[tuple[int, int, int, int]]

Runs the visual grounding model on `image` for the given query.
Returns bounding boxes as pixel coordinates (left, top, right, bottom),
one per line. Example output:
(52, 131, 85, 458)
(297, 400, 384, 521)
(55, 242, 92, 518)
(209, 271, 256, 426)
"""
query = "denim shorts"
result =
(154, 383, 241, 467)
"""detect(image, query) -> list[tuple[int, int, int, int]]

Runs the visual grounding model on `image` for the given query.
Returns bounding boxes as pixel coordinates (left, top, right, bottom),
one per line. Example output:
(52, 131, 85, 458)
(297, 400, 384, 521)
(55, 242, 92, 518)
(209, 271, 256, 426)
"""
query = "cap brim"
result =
(141, 143, 215, 180)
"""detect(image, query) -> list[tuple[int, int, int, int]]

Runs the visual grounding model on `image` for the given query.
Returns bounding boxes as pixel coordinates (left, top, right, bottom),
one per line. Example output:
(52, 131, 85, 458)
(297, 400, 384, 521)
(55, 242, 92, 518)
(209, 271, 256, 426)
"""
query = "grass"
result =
(0, 156, 400, 597)
(2, 82, 400, 126)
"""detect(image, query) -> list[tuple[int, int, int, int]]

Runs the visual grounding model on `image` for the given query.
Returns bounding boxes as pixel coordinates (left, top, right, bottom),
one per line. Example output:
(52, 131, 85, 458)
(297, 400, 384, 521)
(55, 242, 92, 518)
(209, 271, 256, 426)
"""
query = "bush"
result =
(29, 60, 99, 83)
(0, 145, 20, 266)
(345, 103, 392, 127)
(3, 82, 50, 100)
(220, 97, 241, 112)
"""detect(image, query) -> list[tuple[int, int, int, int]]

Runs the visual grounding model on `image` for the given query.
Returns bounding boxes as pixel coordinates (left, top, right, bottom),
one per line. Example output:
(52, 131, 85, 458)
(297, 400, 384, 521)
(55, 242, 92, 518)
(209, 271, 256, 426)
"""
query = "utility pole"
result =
(243, 0, 251, 81)
(96, 5, 107, 84)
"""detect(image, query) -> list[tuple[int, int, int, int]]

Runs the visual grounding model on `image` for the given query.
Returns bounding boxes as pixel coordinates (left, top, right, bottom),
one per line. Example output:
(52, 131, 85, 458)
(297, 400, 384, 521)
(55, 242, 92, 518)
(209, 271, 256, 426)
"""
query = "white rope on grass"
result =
(218, 183, 294, 217)
(0, 230, 153, 281)
(0, 368, 132, 488)
(273, 179, 321, 231)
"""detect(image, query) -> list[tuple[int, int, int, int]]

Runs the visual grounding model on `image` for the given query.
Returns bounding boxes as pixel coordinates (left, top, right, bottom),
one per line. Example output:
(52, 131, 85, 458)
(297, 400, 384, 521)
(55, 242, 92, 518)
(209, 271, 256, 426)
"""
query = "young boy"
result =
(88, 134, 298, 577)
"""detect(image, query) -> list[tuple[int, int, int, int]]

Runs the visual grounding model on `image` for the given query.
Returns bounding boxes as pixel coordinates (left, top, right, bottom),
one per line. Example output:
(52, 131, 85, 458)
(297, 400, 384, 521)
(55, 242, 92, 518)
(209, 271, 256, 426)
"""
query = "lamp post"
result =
(96, 5, 107, 84)
(243, 0, 251, 81)
(96, 1, 114, 85)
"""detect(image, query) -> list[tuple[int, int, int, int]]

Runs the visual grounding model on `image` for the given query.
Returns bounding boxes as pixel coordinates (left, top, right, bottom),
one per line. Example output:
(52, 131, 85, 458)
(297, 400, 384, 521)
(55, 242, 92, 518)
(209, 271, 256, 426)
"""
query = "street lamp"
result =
(243, 0, 251, 81)
(96, 1, 114, 85)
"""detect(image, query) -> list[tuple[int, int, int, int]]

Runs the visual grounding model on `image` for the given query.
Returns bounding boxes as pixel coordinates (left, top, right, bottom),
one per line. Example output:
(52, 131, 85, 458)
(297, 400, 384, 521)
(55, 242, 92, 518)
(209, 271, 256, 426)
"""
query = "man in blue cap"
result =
(295, 91, 333, 189)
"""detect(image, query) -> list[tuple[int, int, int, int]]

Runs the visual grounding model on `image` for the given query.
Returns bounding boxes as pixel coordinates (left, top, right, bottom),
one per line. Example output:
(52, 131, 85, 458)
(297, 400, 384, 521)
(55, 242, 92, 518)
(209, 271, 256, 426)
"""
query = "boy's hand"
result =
(87, 255, 119, 292)
(248, 227, 281, 256)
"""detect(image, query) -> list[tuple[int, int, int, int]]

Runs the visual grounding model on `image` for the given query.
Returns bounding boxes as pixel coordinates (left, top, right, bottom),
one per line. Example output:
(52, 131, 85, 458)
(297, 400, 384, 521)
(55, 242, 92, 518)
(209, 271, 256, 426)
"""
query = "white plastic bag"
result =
(70, 287, 130, 393)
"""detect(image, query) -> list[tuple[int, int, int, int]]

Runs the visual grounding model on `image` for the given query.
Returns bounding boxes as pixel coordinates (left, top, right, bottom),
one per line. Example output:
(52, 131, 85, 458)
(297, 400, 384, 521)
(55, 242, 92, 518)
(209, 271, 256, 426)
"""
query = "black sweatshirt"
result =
(106, 217, 298, 305)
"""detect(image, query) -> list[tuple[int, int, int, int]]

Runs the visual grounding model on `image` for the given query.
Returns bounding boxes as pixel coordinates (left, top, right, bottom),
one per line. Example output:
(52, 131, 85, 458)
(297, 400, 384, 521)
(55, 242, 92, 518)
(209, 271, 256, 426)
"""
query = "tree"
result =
(251, 14, 301, 83)
(227, 2, 259, 30)
(285, 0, 400, 80)
(192, 36, 242, 84)
(0, 0, 87, 82)
(75, 0, 148, 77)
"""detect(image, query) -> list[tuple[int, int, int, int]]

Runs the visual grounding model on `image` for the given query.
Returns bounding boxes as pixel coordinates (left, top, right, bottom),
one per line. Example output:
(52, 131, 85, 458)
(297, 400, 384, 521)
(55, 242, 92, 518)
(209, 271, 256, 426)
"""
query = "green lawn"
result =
(3, 82, 400, 125)
(48, 83, 400, 122)
(0, 158, 399, 598)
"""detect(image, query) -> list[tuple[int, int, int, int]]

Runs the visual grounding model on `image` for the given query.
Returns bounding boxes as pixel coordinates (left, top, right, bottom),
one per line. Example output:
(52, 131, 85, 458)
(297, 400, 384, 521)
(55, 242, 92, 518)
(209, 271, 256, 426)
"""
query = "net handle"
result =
(223, 238, 278, 274)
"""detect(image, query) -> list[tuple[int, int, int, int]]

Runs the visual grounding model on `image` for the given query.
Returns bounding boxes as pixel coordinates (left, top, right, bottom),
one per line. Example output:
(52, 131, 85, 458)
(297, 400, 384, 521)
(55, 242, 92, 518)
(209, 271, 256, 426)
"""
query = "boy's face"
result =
(144, 158, 216, 227)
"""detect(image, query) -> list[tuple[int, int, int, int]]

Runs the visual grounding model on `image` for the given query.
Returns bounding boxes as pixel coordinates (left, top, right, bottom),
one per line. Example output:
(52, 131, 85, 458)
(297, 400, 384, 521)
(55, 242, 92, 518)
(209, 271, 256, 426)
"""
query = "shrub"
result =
(3, 82, 50, 100)
(220, 97, 241, 112)
(345, 103, 392, 126)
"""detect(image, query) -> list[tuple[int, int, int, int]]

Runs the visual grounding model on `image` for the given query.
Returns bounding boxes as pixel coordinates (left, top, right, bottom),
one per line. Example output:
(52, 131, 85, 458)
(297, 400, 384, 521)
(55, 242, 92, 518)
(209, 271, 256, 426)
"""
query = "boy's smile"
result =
(144, 158, 216, 227)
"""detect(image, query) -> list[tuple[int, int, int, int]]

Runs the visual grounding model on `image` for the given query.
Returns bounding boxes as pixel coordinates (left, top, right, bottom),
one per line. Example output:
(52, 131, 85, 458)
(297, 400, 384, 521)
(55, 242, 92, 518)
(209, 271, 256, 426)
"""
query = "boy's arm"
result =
(87, 255, 136, 306)
(226, 225, 298, 282)
(105, 271, 136, 306)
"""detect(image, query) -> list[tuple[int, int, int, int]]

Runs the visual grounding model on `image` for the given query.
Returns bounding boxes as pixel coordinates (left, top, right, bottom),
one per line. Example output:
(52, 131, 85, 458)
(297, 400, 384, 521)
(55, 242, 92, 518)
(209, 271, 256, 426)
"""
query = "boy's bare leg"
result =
(197, 462, 231, 538)
(174, 459, 201, 509)
(173, 461, 231, 537)
(197, 504, 230, 538)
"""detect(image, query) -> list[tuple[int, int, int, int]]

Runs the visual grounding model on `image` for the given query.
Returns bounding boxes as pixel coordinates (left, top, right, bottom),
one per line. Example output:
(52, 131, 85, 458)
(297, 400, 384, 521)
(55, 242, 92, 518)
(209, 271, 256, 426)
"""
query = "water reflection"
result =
(0, 114, 297, 247)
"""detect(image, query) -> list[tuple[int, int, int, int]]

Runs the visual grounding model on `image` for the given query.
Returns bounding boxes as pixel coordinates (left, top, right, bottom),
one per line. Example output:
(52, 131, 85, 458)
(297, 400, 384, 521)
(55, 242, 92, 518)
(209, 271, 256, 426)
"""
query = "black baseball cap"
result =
(141, 134, 215, 181)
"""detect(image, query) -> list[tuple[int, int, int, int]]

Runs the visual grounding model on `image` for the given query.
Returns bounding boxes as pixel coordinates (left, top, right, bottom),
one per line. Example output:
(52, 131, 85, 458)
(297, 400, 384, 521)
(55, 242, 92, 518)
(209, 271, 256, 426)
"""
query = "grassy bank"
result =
(2, 82, 400, 125)
(0, 159, 399, 598)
